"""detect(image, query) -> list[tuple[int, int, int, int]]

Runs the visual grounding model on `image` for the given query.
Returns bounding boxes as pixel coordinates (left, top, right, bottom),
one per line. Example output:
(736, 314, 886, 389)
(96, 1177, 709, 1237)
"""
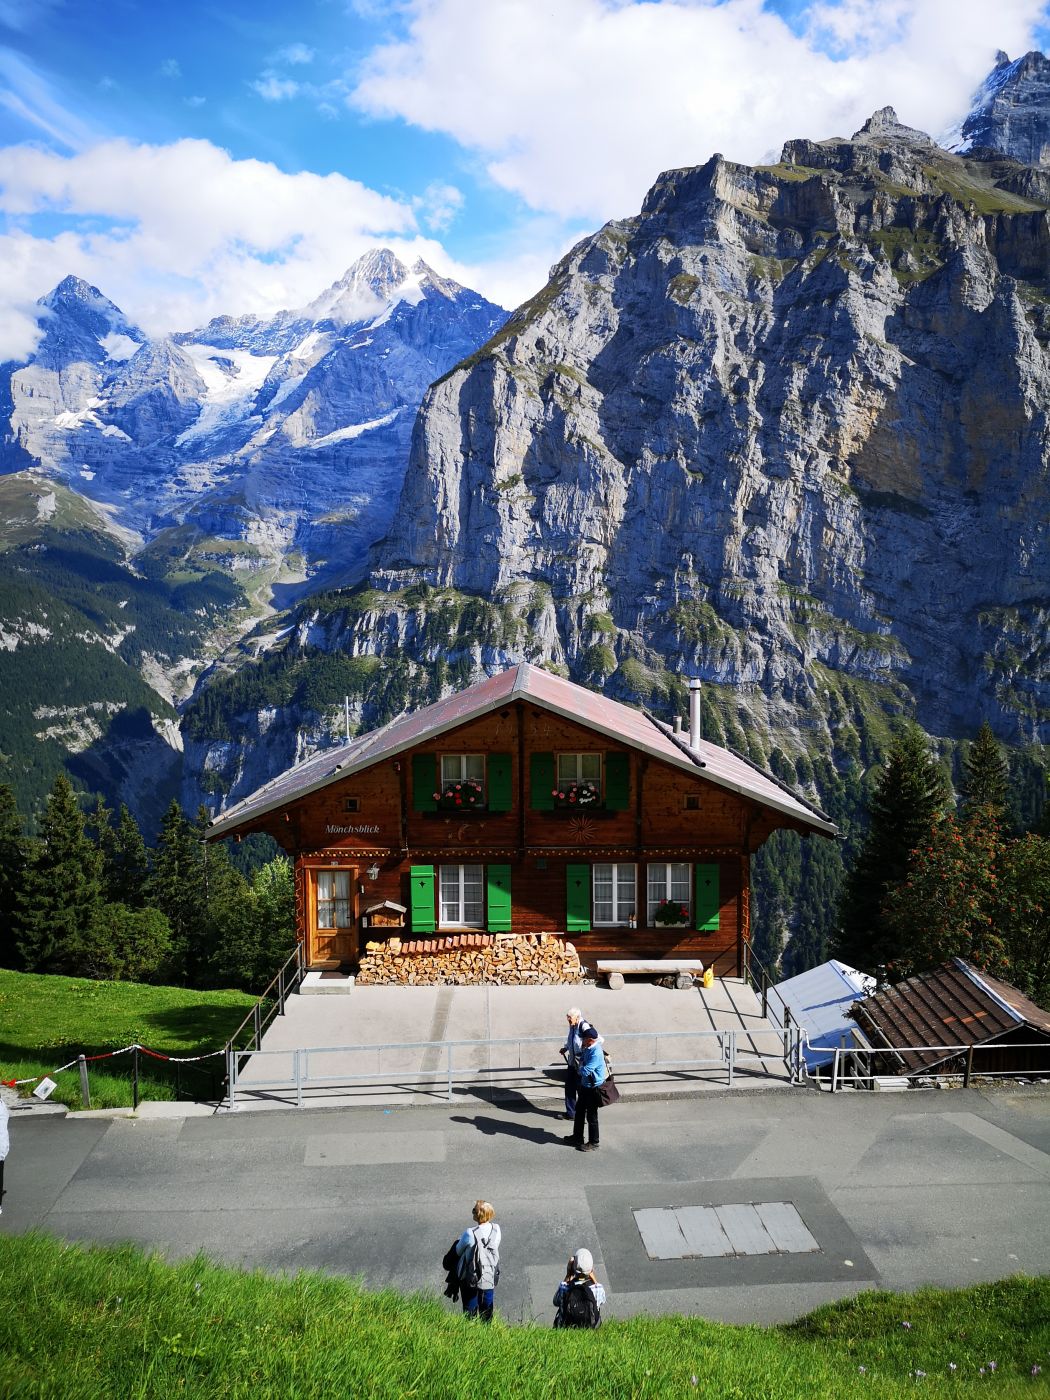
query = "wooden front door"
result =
(310, 867, 358, 966)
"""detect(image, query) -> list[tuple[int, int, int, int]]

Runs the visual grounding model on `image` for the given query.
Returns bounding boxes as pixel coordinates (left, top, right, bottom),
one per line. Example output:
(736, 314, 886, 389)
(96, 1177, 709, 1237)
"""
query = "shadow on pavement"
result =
(450, 1113, 563, 1144)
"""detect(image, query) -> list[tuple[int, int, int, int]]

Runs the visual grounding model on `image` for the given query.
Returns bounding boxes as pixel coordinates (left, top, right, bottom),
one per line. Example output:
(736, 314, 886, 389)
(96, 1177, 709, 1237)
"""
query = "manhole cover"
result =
(634, 1202, 819, 1259)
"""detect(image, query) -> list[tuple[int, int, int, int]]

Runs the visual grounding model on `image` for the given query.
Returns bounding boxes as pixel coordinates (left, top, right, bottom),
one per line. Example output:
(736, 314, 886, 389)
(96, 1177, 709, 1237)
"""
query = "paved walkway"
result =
(231, 978, 792, 1109)
(3, 1084, 1048, 1325)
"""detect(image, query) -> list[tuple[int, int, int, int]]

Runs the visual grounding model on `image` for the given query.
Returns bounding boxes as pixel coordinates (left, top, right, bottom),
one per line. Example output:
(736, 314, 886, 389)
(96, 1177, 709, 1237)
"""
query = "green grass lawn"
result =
(0, 1235, 1046, 1398)
(0, 969, 257, 1109)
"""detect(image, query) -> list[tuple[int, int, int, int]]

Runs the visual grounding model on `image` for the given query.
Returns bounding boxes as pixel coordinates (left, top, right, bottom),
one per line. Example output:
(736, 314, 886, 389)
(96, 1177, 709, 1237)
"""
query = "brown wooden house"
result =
(207, 665, 838, 977)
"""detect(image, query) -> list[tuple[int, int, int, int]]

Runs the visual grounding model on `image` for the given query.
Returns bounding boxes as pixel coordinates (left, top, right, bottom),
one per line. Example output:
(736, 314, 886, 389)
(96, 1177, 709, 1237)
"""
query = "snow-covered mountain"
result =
(947, 49, 1050, 167)
(1, 250, 507, 605)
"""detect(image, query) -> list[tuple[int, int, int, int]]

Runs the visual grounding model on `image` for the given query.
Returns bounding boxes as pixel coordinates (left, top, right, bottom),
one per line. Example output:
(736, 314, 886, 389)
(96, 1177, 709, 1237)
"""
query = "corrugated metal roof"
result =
(850, 958, 1050, 1073)
(769, 960, 876, 1069)
(209, 663, 837, 838)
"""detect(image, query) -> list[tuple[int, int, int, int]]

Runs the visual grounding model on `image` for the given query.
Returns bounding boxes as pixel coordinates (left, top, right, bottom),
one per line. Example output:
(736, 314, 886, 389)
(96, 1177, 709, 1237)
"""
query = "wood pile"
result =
(356, 931, 582, 985)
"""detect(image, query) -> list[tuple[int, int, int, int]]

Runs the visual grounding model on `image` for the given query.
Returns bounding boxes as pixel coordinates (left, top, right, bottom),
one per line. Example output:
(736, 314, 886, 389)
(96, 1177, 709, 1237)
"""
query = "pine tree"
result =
(0, 784, 30, 970)
(961, 722, 1009, 821)
(148, 800, 208, 980)
(17, 774, 103, 972)
(835, 724, 950, 975)
(107, 804, 151, 907)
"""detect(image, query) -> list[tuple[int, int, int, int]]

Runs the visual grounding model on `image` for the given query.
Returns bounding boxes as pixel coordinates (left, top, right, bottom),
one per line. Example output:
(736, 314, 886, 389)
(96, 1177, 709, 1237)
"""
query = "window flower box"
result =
(552, 780, 601, 809)
(653, 898, 690, 927)
(433, 779, 486, 811)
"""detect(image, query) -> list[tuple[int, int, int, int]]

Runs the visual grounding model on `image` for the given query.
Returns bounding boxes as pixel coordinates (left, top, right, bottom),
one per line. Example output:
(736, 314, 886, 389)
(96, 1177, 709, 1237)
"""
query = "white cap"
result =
(574, 1248, 593, 1273)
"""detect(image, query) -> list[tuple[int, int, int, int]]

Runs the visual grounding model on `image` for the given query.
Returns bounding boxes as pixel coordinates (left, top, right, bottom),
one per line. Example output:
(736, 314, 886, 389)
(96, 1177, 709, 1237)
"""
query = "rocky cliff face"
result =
(955, 50, 1050, 166)
(197, 107, 1050, 813)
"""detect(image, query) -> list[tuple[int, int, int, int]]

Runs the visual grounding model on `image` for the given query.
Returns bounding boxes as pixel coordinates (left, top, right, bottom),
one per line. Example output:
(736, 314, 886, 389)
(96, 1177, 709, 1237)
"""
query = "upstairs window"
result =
(555, 752, 602, 807)
(439, 754, 486, 808)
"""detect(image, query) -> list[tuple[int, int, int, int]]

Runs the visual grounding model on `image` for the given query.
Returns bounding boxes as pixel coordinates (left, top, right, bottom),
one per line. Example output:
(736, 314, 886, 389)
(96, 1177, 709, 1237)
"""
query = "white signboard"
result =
(33, 1076, 57, 1100)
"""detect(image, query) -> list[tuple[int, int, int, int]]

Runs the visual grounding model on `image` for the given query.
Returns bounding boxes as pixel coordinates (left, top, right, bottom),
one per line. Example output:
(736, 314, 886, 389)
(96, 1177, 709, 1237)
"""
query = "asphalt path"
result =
(3, 1084, 1049, 1325)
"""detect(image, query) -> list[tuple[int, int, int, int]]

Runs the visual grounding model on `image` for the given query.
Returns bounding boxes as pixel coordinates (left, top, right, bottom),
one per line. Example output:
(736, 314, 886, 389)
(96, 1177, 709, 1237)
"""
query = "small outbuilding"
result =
(849, 957, 1050, 1081)
(768, 960, 875, 1072)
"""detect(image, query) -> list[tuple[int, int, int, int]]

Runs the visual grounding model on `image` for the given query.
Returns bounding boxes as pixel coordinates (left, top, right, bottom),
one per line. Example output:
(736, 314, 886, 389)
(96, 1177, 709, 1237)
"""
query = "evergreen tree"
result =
(999, 833, 1050, 1008)
(835, 723, 950, 974)
(208, 855, 295, 991)
(106, 804, 151, 907)
(961, 722, 1009, 821)
(0, 784, 31, 970)
(148, 800, 208, 980)
(75, 903, 173, 983)
(17, 774, 103, 972)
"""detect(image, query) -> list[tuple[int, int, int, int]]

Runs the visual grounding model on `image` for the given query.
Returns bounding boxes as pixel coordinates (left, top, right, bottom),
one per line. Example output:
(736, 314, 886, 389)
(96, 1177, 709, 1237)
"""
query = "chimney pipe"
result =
(688, 677, 703, 753)
(673, 715, 683, 736)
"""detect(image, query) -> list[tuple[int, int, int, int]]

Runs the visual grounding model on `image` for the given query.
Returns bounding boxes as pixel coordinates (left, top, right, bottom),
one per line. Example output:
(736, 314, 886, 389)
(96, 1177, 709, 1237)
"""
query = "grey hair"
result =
(567, 1007, 582, 1019)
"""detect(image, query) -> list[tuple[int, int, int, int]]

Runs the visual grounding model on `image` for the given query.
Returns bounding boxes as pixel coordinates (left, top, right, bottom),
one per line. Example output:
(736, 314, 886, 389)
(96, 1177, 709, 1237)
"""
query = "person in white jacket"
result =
(455, 1199, 501, 1321)
(0, 1095, 9, 1214)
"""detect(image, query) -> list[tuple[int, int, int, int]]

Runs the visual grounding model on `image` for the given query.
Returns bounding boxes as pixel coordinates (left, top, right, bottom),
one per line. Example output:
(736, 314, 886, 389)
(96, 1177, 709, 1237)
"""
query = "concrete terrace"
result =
(230, 978, 793, 1110)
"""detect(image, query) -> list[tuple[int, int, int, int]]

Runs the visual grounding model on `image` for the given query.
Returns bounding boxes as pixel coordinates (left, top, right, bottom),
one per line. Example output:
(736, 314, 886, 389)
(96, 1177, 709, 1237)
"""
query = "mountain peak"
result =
(35, 275, 144, 364)
(343, 248, 410, 299)
(852, 106, 933, 146)
(957, 47, 1050, 165)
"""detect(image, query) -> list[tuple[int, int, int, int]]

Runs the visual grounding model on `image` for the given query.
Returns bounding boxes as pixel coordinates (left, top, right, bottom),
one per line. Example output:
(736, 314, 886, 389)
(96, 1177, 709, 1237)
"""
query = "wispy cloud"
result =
(274, 42, 315, 65)
(0, 46, 96, 150)
(414, 180, 463, 232)
(0, 0, 62, 32)
(159, 57, 181, 79)
(252, 72, 300, 101)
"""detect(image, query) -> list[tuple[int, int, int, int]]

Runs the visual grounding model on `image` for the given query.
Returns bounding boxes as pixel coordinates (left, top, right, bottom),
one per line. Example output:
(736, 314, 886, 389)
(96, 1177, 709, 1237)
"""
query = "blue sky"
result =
(0, 0, 1047, 355)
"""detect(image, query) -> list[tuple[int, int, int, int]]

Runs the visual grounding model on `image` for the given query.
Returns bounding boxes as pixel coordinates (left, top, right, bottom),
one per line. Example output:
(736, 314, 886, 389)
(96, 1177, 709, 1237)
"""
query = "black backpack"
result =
(561, 1280, 601, 1328)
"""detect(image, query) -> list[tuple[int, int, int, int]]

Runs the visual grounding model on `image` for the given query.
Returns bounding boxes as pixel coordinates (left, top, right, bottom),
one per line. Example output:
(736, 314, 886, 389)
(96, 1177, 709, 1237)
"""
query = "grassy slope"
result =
(0, 970, 255, 1108)
(0, 1236, 1047, 1398)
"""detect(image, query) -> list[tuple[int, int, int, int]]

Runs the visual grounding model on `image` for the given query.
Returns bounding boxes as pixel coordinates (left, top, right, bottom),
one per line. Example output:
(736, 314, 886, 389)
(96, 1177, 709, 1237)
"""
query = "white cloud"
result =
(0, 46, 97, 150)
(252, 72, 301, 101)
(414, 180, 463, 231)
(350, 0, 1049, 222)
(159, 58, 181, 79)
(275, 42, 315, 65)
(0, 137, 435, 356)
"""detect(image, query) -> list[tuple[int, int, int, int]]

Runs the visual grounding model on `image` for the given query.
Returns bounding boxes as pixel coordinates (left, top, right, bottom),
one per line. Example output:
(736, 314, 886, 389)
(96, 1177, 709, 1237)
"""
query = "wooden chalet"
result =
(208, 665, 838, 978)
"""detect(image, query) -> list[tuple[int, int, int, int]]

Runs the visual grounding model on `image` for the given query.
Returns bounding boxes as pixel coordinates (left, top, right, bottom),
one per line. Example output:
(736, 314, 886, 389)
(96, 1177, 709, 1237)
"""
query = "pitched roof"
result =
(850, 957, 1050, 1073)
(208, 662, 837, 838)
(769, 959, 876, 1069)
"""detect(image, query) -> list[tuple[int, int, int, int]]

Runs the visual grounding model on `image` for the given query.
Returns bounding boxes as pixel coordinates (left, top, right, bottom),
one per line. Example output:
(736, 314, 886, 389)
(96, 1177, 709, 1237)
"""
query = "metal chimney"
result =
(673, 715, 683, 736)
(688, 677, 703, 753)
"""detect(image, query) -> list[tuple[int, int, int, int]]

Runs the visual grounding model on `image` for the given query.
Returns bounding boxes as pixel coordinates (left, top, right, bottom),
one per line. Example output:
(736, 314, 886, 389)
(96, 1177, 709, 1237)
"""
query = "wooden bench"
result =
(597, 958, 706, 991)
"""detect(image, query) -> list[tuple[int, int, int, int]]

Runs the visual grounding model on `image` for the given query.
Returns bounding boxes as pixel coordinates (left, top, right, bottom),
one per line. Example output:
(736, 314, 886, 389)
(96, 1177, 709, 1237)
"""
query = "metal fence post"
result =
(132, 1046, 140, 1111)
(447, 1043, 454, 1102)
(277, 962, 285, 1018)
(964, 1044, 974, 1088)
(762, 972, 768, 1019)
(295, 1049, 303, 1110)
(831, 1047, 839, 1094)
(78, 1054, 91, 1110)
(727, 1030, 735, 1088)
(227, 1047, 237, 1112)
(253, 1002, 262, 1052)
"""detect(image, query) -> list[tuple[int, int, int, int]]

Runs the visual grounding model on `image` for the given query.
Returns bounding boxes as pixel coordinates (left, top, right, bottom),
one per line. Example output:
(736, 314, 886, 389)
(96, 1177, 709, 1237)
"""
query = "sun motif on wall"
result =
(567, 817, 597, 844)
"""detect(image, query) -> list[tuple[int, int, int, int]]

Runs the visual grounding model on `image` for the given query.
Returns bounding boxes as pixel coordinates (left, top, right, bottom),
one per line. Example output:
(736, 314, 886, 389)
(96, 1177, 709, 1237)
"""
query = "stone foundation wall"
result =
(357, 931, 583, 985)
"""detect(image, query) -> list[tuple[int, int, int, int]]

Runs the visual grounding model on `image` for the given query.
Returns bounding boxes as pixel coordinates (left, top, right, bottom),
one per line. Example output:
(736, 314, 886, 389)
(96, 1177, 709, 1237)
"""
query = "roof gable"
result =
(208, 663, 837, 838)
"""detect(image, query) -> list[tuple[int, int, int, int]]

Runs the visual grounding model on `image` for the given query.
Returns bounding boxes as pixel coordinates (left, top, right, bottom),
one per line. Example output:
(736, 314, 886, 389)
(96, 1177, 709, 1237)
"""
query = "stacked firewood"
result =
(356, 931, 583, 985)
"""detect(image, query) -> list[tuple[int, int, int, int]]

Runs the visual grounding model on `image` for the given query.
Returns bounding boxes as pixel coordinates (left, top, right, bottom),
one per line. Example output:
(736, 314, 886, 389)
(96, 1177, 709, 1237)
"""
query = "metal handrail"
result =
(221, 942, 307, 1061)
(827, 1039, 1050, 1092)
(224, 1024, 807, 1109)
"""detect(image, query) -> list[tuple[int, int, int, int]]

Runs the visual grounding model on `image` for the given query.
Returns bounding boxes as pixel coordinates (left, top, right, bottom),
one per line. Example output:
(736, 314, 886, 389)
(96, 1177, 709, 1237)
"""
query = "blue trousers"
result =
(461, 1285, 495, 1321)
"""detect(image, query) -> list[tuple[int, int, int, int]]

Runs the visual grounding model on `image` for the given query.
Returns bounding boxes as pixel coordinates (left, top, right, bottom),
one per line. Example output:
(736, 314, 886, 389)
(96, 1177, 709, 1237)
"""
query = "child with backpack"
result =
(455, 1200, 501, 1321)
(553, 1248, 605, 1328)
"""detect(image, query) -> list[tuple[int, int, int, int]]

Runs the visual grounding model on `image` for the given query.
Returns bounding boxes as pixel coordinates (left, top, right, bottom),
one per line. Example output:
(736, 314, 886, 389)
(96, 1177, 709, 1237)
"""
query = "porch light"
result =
(366, 863, 380, 881)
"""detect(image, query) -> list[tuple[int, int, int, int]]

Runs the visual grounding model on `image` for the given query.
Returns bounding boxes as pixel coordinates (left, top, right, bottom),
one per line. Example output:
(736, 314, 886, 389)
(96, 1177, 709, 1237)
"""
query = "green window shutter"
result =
(566, 863, 591, 934)
(409, 865, 435, 933)
(605, 751, 630, 810)
(412, 754, 438, 812)
(488, 753, 513, 812)
(695, 862, 720, 932)
(530, 752, 555, 810)
(487, 864, 512, 932)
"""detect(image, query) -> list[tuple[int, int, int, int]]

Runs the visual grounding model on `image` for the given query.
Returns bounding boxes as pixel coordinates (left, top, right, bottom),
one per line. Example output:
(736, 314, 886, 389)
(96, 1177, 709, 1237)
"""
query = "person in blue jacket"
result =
(559, 1007, 598, 1118)
(563, 1024, 607, 1152)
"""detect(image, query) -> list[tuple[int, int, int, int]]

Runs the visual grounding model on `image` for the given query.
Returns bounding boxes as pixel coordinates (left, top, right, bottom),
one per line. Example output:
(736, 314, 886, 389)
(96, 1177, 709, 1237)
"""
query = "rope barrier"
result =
(2, 1042, 227, 1088)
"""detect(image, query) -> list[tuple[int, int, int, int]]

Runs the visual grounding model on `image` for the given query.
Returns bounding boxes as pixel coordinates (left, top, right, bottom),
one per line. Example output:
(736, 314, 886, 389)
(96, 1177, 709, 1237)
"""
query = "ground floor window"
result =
(647, 862, 692, 924)
(439, 863, 485, 927)
(316, 870, 353, 929)
(593, 862, 636, 926)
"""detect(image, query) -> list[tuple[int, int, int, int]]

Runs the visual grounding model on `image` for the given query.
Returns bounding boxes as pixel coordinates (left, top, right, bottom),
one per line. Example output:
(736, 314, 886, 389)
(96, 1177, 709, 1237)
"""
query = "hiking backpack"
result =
(561, 1281, 601, 1328)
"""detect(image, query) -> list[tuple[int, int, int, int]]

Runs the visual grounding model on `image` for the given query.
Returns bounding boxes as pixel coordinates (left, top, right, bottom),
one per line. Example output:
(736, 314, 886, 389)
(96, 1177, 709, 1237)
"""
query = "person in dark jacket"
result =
(563, 1025, 607, 1152)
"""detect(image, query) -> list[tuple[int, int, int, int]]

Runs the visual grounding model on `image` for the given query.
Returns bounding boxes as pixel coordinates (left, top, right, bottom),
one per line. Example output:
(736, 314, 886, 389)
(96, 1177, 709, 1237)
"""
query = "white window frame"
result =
(592, 862, 637, 927)
(440, 753, 486, 798)
(557, 752, 603, 788)
(647, 862, 692, 924)
(316, 870, 353, 930)
(439, 863, 485, 928)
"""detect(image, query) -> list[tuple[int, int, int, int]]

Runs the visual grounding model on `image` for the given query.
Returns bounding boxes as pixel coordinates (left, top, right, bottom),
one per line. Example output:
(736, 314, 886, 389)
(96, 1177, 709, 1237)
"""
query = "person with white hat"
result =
(553, 1247, 605, 1327)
